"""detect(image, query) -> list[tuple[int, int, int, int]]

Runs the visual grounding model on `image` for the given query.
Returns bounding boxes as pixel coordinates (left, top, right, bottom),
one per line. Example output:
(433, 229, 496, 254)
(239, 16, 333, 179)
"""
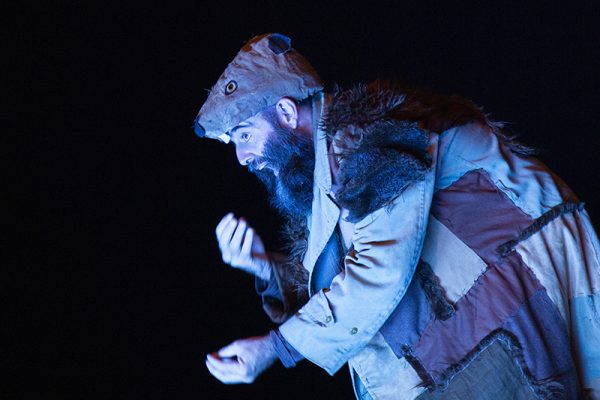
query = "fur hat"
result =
(194, 33, 323, 143)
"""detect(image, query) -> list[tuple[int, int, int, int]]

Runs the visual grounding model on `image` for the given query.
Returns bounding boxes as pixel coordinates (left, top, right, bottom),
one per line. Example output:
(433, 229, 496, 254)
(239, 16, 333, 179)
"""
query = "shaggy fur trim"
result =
(416, 261, 455, 321)
(323, 80, 535, 155)
(334, 120, 432, 222)
(322, 81, 434, 222)
(261, 217, 310, 323)
(279, 217, 310, 305)
(322, 80, 490, 134)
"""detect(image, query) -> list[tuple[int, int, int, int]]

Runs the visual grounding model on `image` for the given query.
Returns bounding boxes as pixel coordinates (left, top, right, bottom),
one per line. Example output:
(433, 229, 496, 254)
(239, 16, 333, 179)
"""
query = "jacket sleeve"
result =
(278, 158, 436, 374)
(255, 253, 309, 324)
(255, 265, 285, 322)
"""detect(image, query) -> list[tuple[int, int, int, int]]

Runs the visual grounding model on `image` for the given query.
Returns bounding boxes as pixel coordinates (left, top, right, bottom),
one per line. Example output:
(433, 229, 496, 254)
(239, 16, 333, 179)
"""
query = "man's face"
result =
(229, 107, 315, 219)
(229, 113, 274, 172)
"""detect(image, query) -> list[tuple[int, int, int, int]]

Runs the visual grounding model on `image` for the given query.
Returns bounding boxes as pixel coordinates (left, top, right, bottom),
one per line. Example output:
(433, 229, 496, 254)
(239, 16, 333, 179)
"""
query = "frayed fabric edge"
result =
(498, 202, 585, 257)
(404, 329, 567, 399)
(416, 260, 455, 321)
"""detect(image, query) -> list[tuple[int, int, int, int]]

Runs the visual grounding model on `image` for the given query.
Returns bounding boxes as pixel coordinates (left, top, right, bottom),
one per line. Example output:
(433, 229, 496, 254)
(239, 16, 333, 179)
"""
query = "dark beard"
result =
(249, 116, 315, 221)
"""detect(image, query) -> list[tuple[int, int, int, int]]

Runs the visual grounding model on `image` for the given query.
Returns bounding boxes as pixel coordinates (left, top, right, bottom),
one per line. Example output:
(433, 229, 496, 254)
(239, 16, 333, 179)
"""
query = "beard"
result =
(248, 112, 315, 220)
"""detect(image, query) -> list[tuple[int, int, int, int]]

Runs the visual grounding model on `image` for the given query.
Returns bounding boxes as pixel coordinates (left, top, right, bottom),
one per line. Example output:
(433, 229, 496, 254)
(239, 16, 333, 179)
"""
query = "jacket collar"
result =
(312, 92, 334, 195)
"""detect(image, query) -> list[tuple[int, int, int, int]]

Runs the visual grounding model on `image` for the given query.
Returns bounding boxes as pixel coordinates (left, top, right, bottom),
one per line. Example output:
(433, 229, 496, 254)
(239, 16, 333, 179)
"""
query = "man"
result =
(195, 33, 600, 399)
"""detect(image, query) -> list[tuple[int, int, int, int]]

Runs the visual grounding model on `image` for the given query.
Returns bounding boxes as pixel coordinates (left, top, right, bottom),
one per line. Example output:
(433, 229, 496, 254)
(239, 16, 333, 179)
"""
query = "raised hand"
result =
(215, 213, 271, 280)
(205, 335, 277, 384)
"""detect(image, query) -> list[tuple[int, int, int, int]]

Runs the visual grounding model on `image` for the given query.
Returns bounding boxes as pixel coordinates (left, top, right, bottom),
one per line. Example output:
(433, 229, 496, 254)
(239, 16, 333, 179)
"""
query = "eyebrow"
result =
(229, 121, 254, 135)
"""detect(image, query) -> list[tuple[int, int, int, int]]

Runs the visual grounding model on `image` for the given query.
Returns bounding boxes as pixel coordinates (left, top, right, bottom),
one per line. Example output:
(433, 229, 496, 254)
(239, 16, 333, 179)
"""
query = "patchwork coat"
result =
(260, 82, 600, 399)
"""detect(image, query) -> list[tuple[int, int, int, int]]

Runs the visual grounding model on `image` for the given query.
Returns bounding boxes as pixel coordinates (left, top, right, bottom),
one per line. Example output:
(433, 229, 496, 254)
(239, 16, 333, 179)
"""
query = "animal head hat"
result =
(194, 33, 323, 143)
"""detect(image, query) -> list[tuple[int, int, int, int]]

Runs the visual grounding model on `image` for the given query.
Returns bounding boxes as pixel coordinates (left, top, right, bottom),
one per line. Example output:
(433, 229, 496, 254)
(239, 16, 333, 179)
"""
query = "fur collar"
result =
(322, 80, 482, 222)
(321, 80, 533, 222)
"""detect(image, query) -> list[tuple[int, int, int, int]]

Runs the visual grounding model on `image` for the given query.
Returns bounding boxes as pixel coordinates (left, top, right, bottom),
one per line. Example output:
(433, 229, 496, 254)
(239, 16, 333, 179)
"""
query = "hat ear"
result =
(268, 33, 291, 55)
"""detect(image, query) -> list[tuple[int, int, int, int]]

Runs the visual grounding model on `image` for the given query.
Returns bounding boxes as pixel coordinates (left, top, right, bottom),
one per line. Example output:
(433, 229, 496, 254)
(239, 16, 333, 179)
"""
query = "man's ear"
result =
(275, 97, 299, 129)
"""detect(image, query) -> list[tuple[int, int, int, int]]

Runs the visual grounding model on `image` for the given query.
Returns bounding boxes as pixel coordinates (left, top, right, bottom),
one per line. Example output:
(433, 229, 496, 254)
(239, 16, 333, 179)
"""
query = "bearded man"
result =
(195, 33, 600, 399)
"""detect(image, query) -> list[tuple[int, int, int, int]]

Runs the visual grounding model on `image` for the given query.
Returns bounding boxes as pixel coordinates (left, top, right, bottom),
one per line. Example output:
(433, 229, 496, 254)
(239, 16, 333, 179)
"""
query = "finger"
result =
(240, 228, 254, 259)
(215, 212, 234, 238)
(219, 218, 240, 264)
(206, 354, 245, 379)
(217, 341, 241, 359)
(229, 219, 247, 257)
(218, 217, 238, 251)
(250, 229, 265, 254)
(207, 353, 239, 367)
(206, 357, 243, 384)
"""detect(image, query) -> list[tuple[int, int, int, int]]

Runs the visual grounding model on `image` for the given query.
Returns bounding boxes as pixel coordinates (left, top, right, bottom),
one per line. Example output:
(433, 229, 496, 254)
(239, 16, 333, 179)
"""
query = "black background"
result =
(9, 2, 600, 399)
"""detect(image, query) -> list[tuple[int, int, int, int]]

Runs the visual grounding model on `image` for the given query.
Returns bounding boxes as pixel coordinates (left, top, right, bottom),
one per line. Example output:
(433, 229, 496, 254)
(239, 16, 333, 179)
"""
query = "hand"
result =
(215, 213, 271, 280)
(205, 335, 278, 384)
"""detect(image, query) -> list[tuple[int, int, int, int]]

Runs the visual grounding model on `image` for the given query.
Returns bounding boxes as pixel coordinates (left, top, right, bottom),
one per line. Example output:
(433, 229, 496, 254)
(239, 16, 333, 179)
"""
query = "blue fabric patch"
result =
(570, 292, 600, 381)
(380, 272, 433, 357)
(310, 228, 344, 295)
(502, 290, 578, 398)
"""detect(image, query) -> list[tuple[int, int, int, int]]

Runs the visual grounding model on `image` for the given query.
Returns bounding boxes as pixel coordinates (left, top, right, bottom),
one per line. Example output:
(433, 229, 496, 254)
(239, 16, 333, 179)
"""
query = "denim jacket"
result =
(279, 92, 434, 397)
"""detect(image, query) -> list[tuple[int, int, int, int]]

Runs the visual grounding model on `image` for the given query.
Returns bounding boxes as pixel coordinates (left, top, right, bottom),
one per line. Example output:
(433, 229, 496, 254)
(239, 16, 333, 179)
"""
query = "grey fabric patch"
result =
(415, 340, 538, 400)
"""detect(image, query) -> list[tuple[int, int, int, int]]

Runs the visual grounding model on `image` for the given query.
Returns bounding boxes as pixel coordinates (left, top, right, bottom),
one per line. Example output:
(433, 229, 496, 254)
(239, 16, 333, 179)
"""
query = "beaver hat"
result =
(194, 33, 323, 143)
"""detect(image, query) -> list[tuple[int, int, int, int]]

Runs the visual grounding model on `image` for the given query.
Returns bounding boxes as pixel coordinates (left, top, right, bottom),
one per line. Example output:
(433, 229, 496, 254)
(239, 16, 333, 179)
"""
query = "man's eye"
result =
(241, 133, 250, 142)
